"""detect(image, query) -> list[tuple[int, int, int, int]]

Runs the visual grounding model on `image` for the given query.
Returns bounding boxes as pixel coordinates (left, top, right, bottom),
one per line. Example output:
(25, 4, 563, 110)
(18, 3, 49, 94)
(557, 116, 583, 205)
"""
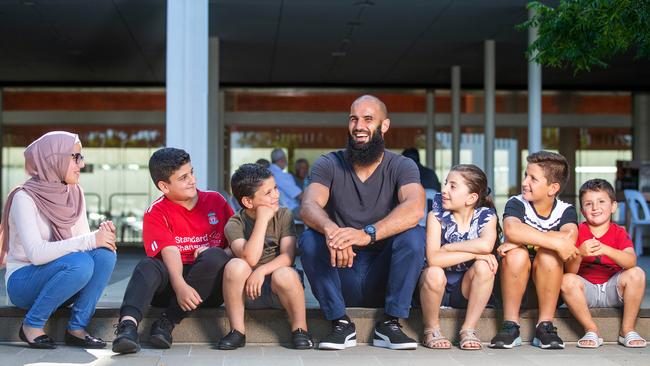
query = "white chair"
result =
(615, 201, 626, 226)
(623, 190, 650, 256)
(419, 189, 437, 227)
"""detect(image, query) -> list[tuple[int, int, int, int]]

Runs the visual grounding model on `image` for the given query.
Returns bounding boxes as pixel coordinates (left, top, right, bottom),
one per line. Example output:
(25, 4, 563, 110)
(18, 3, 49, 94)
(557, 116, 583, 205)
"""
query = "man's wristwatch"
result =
(363, 224, 376, 244)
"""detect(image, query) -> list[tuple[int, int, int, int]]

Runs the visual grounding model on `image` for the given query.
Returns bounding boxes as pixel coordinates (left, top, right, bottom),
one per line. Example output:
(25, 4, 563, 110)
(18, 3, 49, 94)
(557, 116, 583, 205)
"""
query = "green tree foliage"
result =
(521, 0, 650, 72)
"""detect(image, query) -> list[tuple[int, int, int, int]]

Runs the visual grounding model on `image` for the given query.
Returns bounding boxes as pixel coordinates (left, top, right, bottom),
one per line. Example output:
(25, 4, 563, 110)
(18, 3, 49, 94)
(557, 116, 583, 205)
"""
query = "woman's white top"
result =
(4, 190, 97, 287)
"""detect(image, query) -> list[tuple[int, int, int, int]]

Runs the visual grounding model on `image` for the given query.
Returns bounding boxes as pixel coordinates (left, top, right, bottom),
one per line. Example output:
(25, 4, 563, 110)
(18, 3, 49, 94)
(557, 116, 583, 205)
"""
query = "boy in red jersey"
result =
(112, 148, 233, 354)
(561, 179, 646, 348)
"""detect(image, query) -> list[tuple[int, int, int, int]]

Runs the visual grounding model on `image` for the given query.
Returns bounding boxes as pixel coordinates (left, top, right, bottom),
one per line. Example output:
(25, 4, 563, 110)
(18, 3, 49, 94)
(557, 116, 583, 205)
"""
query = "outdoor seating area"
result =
(1, 1, 650, 365)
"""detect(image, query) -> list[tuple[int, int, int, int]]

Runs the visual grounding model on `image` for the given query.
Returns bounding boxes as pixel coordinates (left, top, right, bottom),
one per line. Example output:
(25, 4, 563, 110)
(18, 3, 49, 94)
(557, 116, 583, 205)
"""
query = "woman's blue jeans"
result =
(7, 249, 116, 330)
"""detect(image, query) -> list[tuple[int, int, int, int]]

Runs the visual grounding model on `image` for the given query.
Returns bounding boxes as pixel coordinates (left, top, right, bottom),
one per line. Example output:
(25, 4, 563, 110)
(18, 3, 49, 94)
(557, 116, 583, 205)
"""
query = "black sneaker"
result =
(319, 318, 357, 350)
(532, 321, 564, 349)
(112, 319, 141, 354)
(372, 319, 417, 350)
(489, 320, 521, 349)
(149, 316, 174, 349)
(291, 328, 314, 350)
(218, 329, 246, 350)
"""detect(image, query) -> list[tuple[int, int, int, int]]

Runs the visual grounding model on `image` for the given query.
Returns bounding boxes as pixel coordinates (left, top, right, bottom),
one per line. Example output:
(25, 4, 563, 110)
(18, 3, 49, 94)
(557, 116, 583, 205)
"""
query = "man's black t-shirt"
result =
(309, 150, 420, 233)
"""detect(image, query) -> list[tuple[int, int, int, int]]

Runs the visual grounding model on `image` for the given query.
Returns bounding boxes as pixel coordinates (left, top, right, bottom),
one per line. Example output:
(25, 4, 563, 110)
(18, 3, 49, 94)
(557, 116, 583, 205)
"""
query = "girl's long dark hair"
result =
(449, 164, 503, 248)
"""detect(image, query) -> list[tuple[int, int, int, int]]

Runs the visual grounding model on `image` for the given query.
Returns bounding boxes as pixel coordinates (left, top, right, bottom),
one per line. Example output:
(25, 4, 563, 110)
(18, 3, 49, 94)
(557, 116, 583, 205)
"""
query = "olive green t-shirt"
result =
(224, 207, 296, 266)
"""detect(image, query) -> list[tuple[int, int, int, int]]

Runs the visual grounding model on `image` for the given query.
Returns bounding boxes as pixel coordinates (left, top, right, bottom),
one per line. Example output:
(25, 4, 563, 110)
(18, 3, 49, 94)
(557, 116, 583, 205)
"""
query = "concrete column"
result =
(484, 40, 495, 190)
(633, 93, 650, 162)
(528, 6, 542, 153)
(451, 66, 461, 166)
(208, 36, 222, 191)
(0, 88, 3, 207)
(426, 90, 436, 169)
(219, 91, 226, 188)
(166, 0, 209, 189)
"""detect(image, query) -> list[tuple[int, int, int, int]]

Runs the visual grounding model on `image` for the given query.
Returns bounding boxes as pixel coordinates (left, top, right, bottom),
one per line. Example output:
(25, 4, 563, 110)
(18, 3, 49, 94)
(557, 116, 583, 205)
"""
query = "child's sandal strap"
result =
(459, 329, 482, 350)
(618, 331, 647, 348)
(577, 331, 603, 348)
(422, 328, 451, 349)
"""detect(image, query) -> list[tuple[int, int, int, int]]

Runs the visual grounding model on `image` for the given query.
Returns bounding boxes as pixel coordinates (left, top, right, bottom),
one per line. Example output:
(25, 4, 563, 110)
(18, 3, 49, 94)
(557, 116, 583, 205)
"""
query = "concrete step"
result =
(1, 306, 648, 345)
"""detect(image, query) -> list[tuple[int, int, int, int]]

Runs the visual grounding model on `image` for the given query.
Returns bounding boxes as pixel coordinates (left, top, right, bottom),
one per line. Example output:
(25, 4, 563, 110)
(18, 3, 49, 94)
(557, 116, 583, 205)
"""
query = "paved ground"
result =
(1, 251, 649, 365)
(0, 343, 648, 366)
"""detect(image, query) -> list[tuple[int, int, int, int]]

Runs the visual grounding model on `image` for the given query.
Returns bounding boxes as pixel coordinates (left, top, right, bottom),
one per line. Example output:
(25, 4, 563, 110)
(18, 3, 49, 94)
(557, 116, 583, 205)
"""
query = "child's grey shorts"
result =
(579, 271, 623, 308)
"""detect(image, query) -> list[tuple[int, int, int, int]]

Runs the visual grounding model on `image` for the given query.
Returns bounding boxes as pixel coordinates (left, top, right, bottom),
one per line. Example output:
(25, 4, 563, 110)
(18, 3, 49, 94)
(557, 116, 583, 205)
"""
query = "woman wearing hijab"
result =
(0, 131, 117, 349)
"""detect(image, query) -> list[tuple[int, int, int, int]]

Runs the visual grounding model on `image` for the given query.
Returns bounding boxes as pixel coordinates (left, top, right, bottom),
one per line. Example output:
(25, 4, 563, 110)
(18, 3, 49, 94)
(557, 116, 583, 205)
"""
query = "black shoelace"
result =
(114, 321, 132, 335)
(383, 319, 402, 330)
(332, 320, 350, 333)
(158, 317, 174, 332)
(499, 322, 518, 333)
(540, 323, 558, 335)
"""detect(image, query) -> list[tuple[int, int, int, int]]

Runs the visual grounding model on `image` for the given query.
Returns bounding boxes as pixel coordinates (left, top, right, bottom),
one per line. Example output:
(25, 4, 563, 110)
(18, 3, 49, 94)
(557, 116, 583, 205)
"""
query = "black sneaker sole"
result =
(293, 342, 314, 350)
(112, 338, 141, 354)
(373, 330, 417, 350)
(489, 336, 522, 349)
(533, 337, 565, 349)
(217, 342, 245, 350)
(149, 334, 172, 349)
(319, 333, 357, 350)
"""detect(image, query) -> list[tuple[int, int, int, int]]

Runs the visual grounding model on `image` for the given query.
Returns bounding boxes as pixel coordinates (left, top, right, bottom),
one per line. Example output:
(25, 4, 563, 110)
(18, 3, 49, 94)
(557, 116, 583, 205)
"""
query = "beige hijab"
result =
(0, 131, 85, 267)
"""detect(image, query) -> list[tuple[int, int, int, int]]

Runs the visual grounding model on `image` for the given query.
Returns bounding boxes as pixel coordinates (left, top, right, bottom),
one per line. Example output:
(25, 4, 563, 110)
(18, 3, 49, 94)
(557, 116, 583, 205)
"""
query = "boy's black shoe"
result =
(372, 319, 417, 350)
(532, 321, 564, 349)
(149, 316, 174, 349)
(218, 329, 246, 350)
(291, 328, 314, 350)
(112, 320, 141, 354)
(318, 318, 357, 350)
(489, 320, 522, 349)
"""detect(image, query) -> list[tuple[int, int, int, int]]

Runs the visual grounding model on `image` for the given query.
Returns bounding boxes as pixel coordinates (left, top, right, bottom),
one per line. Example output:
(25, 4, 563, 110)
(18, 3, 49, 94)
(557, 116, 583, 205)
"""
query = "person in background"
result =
(269, 149, 303, 219)
(402, 148, 441, 192)
(256, 158, 270, 169)
(293, 158, 310, 189)
(1, 131, 117, 349)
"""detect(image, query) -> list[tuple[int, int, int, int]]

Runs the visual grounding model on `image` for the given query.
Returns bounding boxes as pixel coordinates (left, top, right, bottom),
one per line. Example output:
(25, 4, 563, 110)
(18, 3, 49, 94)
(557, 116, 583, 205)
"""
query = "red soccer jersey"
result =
(576, 222, 633, 284)
(143, 190, 234, 264)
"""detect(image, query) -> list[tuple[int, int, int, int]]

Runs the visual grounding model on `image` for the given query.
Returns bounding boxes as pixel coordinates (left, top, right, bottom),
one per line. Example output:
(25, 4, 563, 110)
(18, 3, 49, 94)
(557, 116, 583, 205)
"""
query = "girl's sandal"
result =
(422, 328, 451, 349)
(459, 329, 482, 350)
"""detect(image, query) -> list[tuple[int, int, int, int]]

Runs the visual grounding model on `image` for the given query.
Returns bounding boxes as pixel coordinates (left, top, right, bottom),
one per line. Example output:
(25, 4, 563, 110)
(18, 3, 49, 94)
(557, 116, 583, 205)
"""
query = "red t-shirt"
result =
(576, 222, 633, 284)
(143, 190, 234, 264)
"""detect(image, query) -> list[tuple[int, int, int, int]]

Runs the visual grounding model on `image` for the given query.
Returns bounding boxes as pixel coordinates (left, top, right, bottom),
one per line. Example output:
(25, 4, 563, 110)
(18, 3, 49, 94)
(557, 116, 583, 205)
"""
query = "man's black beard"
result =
(346, 132, 385, 167)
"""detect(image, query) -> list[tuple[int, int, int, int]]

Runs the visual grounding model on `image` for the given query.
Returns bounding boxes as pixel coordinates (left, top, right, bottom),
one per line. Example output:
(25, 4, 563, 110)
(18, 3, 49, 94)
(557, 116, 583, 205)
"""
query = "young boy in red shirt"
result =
(112, 148, 233, 354)
(561, 179, 646, 348)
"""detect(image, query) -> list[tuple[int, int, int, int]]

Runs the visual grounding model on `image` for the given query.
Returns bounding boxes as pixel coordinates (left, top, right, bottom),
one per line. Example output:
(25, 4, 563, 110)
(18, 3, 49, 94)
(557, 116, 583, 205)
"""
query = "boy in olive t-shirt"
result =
(218, 163, 313, 350)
